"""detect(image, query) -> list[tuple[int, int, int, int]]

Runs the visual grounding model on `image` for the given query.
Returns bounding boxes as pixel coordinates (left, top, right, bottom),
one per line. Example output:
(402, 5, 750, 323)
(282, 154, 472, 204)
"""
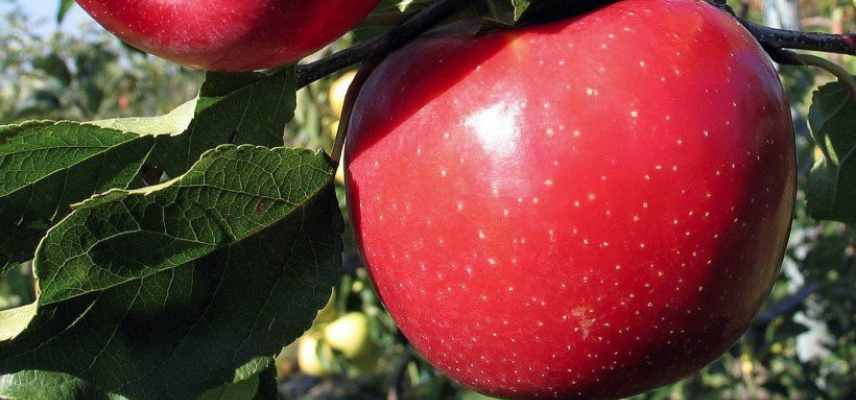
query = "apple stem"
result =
(331, 61, 380, 165)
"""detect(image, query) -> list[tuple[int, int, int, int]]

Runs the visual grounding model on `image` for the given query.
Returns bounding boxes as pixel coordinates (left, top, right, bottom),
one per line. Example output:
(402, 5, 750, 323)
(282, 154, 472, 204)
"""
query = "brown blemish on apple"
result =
(572, 307, 596, 340)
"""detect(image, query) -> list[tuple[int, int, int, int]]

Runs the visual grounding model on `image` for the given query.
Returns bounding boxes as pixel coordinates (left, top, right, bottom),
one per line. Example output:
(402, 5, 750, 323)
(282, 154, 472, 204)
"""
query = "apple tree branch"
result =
(295, 0, 468, 88)
(296, 0, 854, 87)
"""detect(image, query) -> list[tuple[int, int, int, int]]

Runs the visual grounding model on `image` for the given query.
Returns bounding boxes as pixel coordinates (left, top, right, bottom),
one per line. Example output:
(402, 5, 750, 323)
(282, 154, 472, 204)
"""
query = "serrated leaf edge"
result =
(30, 144, 335, 306)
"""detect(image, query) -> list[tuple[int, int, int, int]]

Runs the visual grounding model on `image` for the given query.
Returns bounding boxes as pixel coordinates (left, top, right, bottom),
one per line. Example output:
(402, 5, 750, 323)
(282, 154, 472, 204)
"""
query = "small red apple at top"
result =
(345, 0, 795, 399)
(76, 0, 380, 71)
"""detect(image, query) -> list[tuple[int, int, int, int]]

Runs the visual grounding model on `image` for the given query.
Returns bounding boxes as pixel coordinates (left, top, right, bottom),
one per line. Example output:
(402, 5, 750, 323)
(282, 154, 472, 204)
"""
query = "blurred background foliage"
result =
(0, 0, 854, 399)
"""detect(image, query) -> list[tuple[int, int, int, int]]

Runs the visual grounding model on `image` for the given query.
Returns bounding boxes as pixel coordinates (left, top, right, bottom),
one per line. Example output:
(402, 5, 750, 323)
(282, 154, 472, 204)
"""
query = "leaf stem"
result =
(330, 60, 380, 164)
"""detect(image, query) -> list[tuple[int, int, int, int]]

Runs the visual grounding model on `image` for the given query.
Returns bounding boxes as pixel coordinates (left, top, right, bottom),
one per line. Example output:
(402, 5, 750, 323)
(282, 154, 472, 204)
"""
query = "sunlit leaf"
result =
(1, 146, 342, 399)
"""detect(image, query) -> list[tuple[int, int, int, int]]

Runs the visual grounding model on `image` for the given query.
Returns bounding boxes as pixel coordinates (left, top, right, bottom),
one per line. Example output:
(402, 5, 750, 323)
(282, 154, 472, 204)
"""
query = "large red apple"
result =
(345, 0, 795, 398)
(76, 0, 380, 71)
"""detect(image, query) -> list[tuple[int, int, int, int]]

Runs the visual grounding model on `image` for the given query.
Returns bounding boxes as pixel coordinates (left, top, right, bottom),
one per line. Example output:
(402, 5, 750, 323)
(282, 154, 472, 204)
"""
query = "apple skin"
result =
(344, 0, 796, 399)
(76, 0, 379, 71)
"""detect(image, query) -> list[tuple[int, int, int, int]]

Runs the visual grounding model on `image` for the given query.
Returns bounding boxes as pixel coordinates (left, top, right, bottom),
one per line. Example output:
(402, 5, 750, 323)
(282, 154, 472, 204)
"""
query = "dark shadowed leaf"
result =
(0, 356, 274, 400)
(0, 369, 123, 400)
(0, 68, 297, 272)
(0, 145, 342, 399)
(0, 122, 159, 268)
(152, 71, 296, 177)
(197, 357, 278, 400)
(807, 78, 856, 224)
(33, 145, 336, 305)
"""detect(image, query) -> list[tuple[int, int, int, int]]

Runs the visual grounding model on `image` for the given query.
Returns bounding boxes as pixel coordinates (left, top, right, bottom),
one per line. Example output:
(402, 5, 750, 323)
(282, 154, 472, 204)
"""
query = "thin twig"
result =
(740, 19, 856, 56)
(295, 0, 468, 88)
(298, 0, 854, 90)
(707, 0, 855, 56)
(386, 348, 415, 400)
(754, 283, 819, 326)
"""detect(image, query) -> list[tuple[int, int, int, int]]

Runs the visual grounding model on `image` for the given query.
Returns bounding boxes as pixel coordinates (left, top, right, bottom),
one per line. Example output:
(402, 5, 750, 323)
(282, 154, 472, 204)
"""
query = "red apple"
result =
(76, 0, 380, 71)
(344, 1, 795, 399)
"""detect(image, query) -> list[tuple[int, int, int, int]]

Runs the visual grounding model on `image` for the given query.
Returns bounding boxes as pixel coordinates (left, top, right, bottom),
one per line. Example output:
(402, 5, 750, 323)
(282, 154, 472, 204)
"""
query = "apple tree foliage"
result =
(0, 0, 854, 399)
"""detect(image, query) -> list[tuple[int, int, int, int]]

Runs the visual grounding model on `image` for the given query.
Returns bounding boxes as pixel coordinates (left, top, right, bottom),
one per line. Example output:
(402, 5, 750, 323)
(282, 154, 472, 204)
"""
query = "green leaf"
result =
(511, 0, 603, 25)
(92, 99, 196, 136)
(0, 145, 342, 399)
(0, 358, 272, 400)
(197, 357, 278, 400)
(153, 70, 296, 177)
(34, 144, 336, 305)
(0, 303, 36, 341)
(197, 376, 262, 400)
(807, 78, 856, 224)
(473, 0, 516, 26)
(0, 121, 157, 267)
(0, 68, 297, 270)
(480, 0, 585, 26)
(57, 0, 76, 24)
(511, 0, 532, 20)
(0, 262, 15, 279)
(351, 0, 419, 43)
(0, 370, 126, 400)
(0, 122, 160, 221)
